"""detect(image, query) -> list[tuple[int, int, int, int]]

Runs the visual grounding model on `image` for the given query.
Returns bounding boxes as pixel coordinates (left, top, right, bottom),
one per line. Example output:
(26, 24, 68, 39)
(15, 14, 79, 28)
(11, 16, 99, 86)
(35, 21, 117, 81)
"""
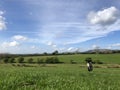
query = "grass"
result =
(22, 53, 120, 64)
(0, 64, 120, 90)
(0, 54, 120, 90)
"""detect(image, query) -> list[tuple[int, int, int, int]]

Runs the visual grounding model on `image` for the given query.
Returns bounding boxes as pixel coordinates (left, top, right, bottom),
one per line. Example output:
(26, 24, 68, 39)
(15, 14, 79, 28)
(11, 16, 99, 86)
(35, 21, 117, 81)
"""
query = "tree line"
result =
(0, 55, 62, 64)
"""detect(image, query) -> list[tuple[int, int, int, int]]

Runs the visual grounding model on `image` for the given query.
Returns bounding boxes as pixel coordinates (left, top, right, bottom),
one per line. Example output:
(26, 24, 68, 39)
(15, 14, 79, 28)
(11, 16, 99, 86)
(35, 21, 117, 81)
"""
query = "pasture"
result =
(0, 54, 120, 90)
(23, 53, 120, 64)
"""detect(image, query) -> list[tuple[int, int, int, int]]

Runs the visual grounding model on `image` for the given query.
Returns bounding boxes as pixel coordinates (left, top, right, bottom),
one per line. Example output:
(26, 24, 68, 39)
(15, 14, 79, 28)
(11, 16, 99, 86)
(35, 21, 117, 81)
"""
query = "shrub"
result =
(17, 57, 24, 63)
(45, 57, 60, 64)
(11, 64, 16, 66)
(17, 64, 21, 67)
(52, 57, 59, 63)
(45, 57, 52, 63)
(3, 58, 9, 63)
(37, 58, 44, 64)
(94, 60, 103, 64)
(9, 58, 15, 63)
(27, 58, 33, 63)
(70, 60, 77, 64)
(85, 57, 92, 62)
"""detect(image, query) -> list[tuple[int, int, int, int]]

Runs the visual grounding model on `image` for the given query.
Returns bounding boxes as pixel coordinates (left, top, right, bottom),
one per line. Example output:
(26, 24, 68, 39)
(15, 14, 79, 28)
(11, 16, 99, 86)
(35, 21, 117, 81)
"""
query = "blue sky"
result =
(0, 0, 120, 54)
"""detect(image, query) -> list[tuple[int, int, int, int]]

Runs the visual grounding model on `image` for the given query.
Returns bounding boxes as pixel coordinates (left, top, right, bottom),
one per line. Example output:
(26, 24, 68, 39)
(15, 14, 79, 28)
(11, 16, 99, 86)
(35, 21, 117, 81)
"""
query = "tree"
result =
(37, 58, 44, 64)
(3, 58, 9, 63)
(27, 58, 33, 63)
(45, 57, 60, 64)
(17, 57, 24, 63)
(9, 58, 15, 63)
(52, 50, 59, 55)
(43, 52, 48, 55)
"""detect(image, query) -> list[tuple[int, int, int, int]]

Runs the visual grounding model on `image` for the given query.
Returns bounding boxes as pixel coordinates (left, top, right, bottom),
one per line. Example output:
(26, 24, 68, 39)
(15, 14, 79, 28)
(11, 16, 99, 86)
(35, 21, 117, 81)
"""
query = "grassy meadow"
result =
(0, 54, 120, 90)
(23, 53, 120, 64)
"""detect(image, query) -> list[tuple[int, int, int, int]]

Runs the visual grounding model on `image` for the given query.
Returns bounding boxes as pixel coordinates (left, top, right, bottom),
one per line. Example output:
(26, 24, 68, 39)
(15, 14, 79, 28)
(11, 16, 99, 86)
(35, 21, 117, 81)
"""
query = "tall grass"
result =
(0, 64, 120, 90)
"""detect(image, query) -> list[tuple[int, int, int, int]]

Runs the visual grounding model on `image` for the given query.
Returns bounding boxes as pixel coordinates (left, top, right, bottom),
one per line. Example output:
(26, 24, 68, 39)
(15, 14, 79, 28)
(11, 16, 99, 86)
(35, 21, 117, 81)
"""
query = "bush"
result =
(3, 58, 9, 63)
(9, 58, 15, 63)
(27, 58, 33, 63)
(45, 57, 60, 64)
(17, 57, 24, 63)
(94, 60, 103, 64)
(70, 60, 77, 64)
(37, 58, 44, 64)
(85, 57, 92, 62)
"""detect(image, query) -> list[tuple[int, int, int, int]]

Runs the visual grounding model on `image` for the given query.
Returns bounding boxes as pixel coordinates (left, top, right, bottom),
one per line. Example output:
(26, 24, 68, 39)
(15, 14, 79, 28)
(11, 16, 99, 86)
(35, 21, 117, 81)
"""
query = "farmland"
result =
(0, 54, 120, 90)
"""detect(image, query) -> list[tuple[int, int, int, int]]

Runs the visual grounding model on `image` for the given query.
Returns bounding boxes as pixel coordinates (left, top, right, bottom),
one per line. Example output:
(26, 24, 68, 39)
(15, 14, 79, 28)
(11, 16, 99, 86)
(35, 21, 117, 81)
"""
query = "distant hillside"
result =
(83, 49, 120, 54)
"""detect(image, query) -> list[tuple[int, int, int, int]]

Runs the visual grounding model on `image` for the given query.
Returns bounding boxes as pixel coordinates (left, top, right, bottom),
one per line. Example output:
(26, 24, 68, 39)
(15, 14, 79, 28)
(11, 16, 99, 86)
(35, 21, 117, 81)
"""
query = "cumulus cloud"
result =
(0, 11, 6, 30)
(12, 35, 27, 41)
(92, 45, 100, 49)
(88, 6, 120, 26)
(2, 41, 20, 47)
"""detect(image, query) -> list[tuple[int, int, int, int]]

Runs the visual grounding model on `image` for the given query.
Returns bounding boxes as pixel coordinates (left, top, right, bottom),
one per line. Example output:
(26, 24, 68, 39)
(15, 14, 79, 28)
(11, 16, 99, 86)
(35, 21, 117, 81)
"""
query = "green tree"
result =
(3, 58, 9, 63)
(45, 57, 59, 64)
(52, 50, 59, 55)
(27, 58, 33, 63)
(17, 57, 24, 63)
(37, 58, 44, 64)
(9, 58, 15, 63)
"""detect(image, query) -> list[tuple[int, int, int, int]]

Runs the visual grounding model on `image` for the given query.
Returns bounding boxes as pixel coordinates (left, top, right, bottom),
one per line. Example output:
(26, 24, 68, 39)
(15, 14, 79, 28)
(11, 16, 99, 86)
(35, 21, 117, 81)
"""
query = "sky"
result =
(0, 0, 120, 54)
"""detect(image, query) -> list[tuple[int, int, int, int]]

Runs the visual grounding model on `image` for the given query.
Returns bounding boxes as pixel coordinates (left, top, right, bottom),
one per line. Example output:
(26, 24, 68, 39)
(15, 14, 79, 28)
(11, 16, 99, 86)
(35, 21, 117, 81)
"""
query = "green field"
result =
(0, 54, 120, 90)
(23, 53, 120, 64)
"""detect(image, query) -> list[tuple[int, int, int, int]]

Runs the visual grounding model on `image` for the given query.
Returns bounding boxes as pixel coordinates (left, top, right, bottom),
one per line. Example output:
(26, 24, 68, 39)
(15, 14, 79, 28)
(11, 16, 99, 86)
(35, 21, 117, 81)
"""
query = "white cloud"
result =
(0, 11, 6, 30)
(0, 11, 4, 15)
(25, 1, 120, 46)
(21, 2, 120, 46)
(47, 41, 54, 46)
(2, 41, 20, 47)
(31, 46, 36, 49)
(12, 35, 27, 41)
(67, 47, 79, 52)
(107, 46, 112, 49)
(88, 6, 120, 26)
(92, 45, 100, 49)
(111, 43, 120, 47)
(47, 41, 57, 48)
(9, 41, 19, 46)
(67, 47, 74, 51)
(39, 19, 120, 45)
